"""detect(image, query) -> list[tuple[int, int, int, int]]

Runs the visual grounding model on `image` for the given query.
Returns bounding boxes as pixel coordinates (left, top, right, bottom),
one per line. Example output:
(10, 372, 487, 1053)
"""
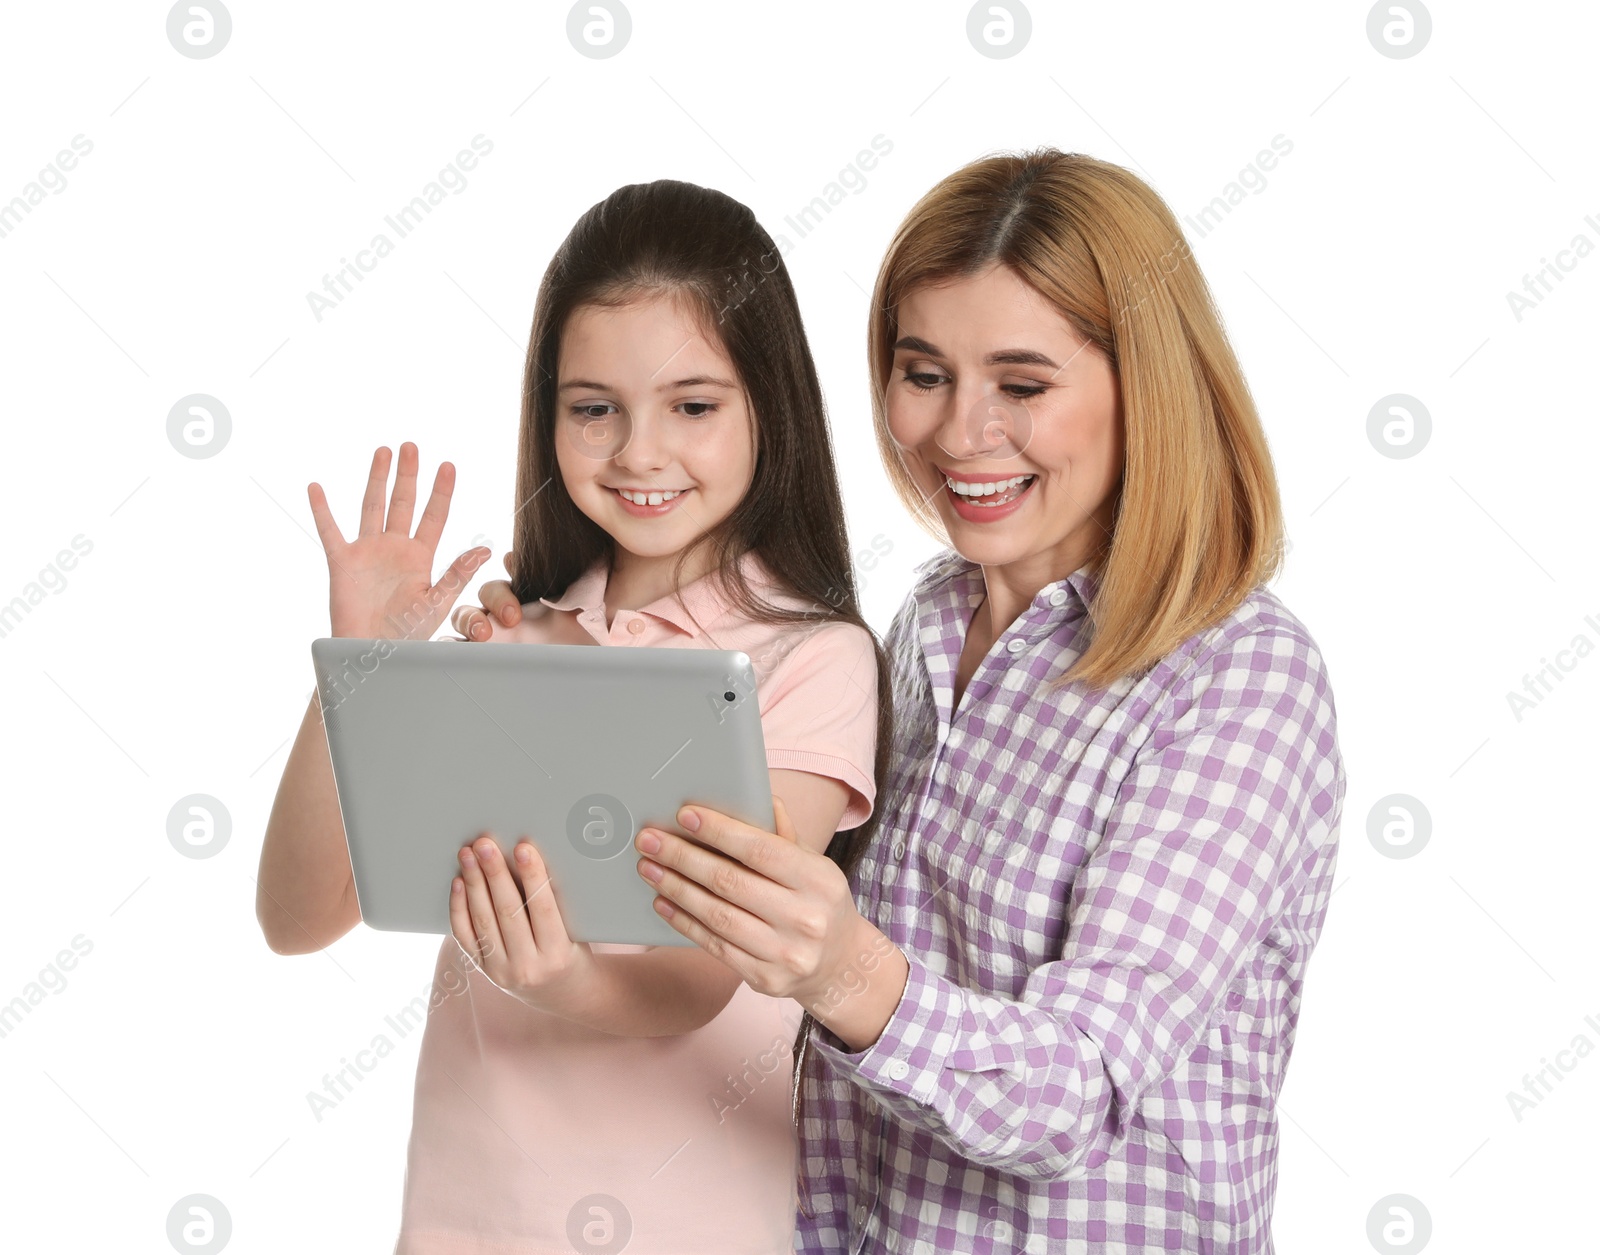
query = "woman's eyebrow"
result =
(892, 336, 1058, 370)
(985, 348, 1058, 368)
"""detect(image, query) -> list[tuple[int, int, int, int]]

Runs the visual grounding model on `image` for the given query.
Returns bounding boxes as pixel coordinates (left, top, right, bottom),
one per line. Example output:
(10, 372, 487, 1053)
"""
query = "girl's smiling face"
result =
(555, 293, 757, 564)
(885, 263, 1124, 576)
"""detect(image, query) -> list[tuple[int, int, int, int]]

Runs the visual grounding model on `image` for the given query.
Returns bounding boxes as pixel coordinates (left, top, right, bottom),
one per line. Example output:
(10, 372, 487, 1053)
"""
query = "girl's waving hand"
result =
(307, 440, 491, 640)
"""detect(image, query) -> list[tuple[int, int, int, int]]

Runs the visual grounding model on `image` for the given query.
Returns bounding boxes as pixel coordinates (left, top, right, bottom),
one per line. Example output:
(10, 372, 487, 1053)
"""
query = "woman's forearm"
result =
(803, 917, 911, 1052)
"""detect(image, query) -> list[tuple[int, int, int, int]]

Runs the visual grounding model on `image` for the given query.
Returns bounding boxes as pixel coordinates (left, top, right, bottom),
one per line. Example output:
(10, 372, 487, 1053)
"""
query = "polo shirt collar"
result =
(538, 549, 778, 638)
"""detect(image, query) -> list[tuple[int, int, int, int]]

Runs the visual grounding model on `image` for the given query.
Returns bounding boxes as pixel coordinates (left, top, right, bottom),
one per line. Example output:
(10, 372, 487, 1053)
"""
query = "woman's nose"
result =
(934, 382, 995, 462)
(937, 384, 1032, 463)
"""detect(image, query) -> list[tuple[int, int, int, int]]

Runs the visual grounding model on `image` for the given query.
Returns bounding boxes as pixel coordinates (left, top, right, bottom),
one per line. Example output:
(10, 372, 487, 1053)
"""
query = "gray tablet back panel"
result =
(310, 638, 773, 946)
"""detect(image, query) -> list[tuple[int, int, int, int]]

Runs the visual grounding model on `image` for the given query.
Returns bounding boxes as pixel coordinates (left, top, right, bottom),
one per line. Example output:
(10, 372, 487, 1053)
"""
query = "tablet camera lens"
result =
(723, 690, 735, 701)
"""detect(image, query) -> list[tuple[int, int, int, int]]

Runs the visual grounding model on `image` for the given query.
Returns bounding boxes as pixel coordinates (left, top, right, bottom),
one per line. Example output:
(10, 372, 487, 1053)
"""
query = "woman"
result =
(462, 149, 1344, 1253)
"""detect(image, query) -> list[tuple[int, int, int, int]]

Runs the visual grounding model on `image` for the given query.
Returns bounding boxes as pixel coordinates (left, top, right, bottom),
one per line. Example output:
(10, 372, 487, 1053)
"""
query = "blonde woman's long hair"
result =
(868, 149, 1285, 689)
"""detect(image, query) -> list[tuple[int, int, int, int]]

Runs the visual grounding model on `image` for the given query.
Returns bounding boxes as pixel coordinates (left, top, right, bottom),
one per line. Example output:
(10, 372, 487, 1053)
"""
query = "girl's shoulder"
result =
(698, 552, 876, 682)
(744, 609, 879, 694)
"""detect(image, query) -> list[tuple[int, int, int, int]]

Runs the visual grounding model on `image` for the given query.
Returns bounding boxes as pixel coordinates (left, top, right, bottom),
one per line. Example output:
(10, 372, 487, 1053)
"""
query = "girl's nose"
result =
(613, 410, 669, 472)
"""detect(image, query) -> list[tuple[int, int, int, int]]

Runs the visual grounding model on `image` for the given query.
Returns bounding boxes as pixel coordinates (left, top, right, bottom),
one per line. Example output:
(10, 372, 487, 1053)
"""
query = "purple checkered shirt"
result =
(796, 550, 1345, 1253)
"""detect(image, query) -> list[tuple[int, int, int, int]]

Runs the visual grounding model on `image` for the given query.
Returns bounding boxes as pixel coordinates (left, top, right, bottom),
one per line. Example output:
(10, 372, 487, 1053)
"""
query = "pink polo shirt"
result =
(394, 551, 878, 1255)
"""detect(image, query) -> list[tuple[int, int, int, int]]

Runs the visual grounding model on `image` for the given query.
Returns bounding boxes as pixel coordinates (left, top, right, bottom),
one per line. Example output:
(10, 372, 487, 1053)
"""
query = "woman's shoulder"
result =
(1179, 583, 1330, 676)
(1137, 583, 1339, 727)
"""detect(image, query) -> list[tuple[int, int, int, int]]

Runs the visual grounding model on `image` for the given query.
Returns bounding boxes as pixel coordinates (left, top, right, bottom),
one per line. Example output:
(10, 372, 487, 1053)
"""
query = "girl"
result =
(256, 179, 891, 1254)
(473, 150, 1345, 1252)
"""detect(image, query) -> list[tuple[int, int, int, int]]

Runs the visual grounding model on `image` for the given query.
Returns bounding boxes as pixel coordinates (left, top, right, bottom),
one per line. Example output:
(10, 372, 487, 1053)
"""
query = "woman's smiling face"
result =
(885, 263, 1124, 577)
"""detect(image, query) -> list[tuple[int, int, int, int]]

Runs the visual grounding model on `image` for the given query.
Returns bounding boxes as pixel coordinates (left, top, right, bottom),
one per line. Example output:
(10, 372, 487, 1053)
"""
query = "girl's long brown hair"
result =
(507, 179, 892, 1130)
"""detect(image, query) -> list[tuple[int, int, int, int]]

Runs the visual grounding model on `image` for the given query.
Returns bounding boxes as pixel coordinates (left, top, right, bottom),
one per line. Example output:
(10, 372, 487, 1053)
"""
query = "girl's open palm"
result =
(308, 442, 491, 639)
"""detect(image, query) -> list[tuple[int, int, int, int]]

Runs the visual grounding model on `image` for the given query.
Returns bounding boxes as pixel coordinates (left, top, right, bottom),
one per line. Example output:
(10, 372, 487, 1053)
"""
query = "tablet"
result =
(310, 637, 774, 946)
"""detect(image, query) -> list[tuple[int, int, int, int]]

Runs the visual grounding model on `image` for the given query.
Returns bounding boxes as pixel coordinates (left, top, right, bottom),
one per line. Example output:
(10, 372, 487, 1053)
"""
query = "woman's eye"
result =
(679, 401, 717, 418)
(903, 371, 946, 392)
(1002, 383, 1048, 399)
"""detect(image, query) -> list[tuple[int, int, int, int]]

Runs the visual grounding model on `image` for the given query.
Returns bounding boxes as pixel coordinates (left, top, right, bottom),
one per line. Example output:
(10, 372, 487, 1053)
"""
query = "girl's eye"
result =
(572, 402, 618, 420)
(679, 401, 717, 418)
(902, 370, 947, 393)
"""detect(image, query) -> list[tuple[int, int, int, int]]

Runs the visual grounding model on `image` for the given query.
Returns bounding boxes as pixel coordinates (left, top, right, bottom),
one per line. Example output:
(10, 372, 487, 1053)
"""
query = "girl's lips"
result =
(608, 486, 690, 517)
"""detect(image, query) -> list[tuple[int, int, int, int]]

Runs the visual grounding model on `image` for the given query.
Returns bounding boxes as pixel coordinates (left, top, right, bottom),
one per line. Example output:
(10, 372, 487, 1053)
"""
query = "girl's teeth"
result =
(619, 488, 681, 505)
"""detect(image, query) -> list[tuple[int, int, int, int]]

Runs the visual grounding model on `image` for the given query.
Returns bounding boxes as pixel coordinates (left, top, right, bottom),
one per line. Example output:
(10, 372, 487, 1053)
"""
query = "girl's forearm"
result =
(256, 694, 362, 953)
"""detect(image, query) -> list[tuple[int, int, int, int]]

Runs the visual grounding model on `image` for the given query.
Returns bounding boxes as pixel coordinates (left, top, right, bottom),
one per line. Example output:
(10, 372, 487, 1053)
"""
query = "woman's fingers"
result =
(450, 578, 520, 639)
(651, 891, 762, 978)
(641, 854, 781, 963)
(306, 482, 346, 555)
(412, 460, 457, 554)
(358, 446, 392, 538)
(386, 441, 420, 536)
(451, 603, 492, 642)
(481, 578, 522, 628)
(771, 794, 797, 843)
(655, 805, 806, 891)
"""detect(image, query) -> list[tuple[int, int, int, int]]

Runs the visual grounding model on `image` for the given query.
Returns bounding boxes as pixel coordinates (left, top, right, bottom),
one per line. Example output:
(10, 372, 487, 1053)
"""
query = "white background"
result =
(1, 1, 1594, 1251)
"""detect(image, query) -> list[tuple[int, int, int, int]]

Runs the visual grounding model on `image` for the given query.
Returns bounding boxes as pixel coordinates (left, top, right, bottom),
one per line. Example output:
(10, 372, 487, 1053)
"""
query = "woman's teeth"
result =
(617, 487, 683, 505)
(945, 473, 1034, 505)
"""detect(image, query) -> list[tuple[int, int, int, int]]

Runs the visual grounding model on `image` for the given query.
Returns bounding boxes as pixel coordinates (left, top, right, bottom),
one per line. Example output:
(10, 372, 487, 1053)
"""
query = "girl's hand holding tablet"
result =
(449, 833, 600, 1016)
(307, 440, 492, 640)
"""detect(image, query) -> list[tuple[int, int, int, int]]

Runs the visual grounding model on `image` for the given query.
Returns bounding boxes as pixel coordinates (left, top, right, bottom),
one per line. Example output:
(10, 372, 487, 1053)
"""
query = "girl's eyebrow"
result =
(658, 374, 739, 391)
(892, 335, 1058, 370)
(557, 375, 740, 391)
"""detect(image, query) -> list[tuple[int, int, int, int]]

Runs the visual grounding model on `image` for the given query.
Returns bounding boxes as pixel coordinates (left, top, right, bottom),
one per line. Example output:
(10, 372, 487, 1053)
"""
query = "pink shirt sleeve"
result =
(755, 621, 879, 830)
